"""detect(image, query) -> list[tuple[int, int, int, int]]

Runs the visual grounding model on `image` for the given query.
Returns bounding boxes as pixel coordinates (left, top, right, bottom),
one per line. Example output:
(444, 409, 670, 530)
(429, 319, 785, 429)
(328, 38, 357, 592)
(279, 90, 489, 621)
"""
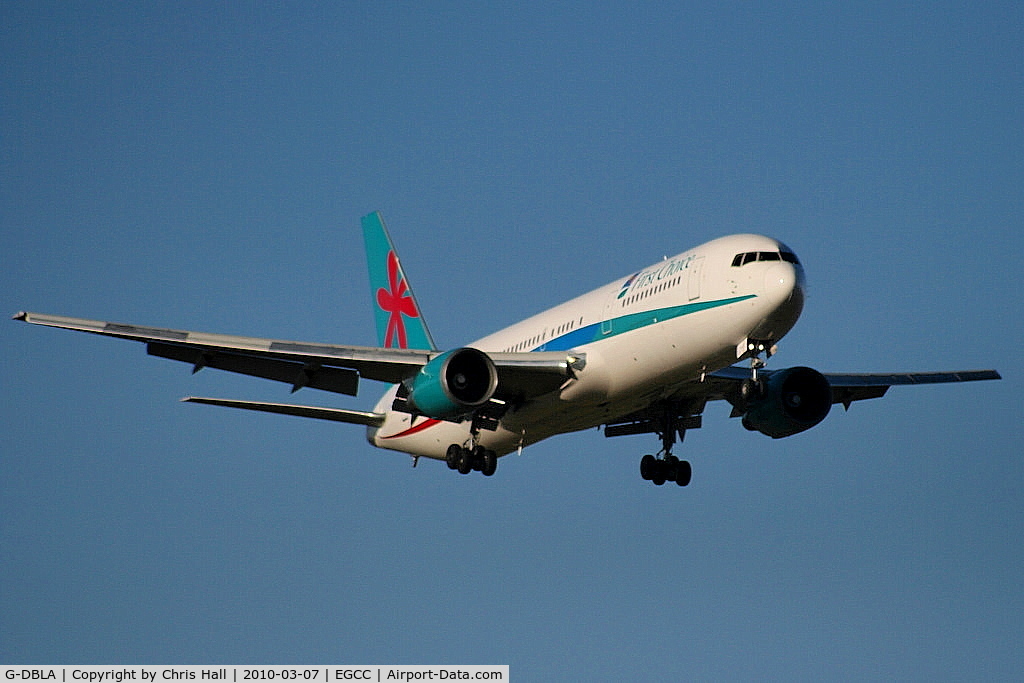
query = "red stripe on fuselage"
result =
(380, 417, 442, 439)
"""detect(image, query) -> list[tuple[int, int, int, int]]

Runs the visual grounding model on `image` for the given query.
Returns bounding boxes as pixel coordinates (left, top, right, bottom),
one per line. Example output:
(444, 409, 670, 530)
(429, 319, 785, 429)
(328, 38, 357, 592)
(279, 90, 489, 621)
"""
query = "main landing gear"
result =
(443, 411, 502, 477)
(638, 403, 692, 487)
(445, 444, 497, 476)
(640, 453, 692, 487)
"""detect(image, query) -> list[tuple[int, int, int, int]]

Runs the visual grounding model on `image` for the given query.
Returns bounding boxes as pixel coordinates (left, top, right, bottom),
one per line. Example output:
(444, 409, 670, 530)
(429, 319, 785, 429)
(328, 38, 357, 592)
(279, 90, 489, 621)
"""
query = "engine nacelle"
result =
(406, 347, 499, 420)
(741, 366, 832, 439)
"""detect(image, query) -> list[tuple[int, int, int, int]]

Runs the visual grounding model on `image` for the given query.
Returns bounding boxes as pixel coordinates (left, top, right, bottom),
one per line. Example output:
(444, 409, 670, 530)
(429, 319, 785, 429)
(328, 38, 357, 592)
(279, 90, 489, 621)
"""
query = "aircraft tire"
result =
(664, 454, 679, 482)
(640, 454, 657, 481)
(469, 445, 486, 472)
(457, 447, 473, 474)
(651, 458, 667, 485)
(481, 449, 497, 476)
(675, 460, 692, 487)
(446, 444, 461, 470)
(741, 377, 764, 406)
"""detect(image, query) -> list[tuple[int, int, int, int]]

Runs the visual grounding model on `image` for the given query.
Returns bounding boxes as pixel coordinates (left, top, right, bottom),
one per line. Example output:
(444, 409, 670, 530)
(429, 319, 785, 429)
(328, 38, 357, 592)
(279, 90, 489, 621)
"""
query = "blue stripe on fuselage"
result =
(538, 294, 756, 351)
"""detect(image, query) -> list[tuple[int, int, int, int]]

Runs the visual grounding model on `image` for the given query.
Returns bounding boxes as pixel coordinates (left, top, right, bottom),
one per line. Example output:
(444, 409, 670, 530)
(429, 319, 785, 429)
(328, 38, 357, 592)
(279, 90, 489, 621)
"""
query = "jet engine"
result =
(741, 366, 832, 438)
(406, 347, 499, 420)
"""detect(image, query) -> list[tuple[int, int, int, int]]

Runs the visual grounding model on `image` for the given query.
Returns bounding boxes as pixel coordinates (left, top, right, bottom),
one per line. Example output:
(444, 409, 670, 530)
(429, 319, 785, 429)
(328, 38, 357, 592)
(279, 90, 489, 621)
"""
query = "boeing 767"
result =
(15, 212, 1000, 486)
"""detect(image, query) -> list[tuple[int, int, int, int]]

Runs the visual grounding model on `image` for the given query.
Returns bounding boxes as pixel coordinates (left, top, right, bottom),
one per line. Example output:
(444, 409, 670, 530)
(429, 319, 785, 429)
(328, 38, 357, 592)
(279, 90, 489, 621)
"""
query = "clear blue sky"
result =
(3, 2, 1021, 679)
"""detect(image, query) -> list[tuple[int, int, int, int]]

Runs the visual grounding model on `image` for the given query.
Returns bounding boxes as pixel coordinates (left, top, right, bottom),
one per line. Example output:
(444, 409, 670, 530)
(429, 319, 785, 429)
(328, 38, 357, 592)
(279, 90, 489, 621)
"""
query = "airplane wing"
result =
(705, 365, 1002, 409)
(604, 364, 1001, 438)
(13, 311, 574, 400)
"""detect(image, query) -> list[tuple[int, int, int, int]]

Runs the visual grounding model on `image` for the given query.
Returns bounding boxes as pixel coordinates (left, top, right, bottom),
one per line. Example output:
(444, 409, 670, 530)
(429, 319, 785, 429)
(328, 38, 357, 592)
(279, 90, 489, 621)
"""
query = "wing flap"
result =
(830, 385, 889, 409)
(149, 342, 360, 395)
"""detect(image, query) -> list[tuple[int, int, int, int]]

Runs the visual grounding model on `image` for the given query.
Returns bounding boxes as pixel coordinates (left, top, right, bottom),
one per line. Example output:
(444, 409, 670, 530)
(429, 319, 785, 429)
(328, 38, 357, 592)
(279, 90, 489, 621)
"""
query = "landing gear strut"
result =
(638, 402, 692, 487)
(741, 338, 775, 401)
(739, 338, 776, 418)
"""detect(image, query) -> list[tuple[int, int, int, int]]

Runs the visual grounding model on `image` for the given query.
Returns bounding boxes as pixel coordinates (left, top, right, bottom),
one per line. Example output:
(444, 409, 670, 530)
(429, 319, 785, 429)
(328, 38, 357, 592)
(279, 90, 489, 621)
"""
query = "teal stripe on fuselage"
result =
(540, 294, 756, 352)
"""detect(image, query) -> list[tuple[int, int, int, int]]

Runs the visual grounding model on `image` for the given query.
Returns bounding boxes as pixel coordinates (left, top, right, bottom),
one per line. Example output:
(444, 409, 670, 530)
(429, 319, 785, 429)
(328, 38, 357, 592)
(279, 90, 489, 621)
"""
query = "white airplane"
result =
(15, 212, 1000, 486)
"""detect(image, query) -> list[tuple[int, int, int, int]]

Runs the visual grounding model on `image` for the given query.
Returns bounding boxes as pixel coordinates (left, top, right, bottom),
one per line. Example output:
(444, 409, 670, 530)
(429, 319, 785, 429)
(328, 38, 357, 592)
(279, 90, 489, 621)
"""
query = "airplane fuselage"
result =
(368, 233, 806, 459)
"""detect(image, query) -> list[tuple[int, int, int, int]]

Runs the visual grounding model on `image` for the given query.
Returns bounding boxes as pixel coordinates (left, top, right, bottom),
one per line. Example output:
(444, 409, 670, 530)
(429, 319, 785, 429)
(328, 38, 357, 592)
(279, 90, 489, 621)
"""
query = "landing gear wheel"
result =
(675, 460, 692, 487)
(651, 457, 667, 485)
(445, 444, 461, 470)
(469, 445, 494, 472)
(457, 447, 473, 475)
(663, 454, 679, 482)
(741, 377, 764, 406)
(481, 449, 497, 476)
(640, 454, 657, 481)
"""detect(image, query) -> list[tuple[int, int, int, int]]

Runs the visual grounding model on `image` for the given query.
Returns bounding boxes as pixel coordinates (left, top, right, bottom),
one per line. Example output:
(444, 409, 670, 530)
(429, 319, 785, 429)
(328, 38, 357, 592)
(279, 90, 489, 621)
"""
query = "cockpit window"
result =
(731, 250, 801, 267)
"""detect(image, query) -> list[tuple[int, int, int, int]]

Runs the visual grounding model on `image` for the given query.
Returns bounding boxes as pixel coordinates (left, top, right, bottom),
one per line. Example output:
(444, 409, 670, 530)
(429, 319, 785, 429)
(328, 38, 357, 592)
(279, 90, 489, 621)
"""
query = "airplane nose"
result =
(764, 262, 797, 300)
(763, 262, 805, 318)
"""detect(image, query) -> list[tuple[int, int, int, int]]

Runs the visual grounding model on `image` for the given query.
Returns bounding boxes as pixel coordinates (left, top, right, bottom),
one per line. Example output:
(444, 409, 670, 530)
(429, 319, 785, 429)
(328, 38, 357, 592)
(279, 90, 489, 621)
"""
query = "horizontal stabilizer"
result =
(182, 396, 385, 427)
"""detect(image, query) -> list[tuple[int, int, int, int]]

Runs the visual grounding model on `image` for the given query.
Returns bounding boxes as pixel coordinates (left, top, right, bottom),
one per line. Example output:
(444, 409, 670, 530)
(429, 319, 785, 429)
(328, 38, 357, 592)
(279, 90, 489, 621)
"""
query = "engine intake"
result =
(741, 366, 832, 438)
(406, 347, 498, 420)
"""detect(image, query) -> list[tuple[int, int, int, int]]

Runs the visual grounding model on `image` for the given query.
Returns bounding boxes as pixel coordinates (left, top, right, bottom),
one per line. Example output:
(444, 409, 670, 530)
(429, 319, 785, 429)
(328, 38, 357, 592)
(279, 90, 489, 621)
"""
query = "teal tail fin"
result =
(361, 211, 437, 351)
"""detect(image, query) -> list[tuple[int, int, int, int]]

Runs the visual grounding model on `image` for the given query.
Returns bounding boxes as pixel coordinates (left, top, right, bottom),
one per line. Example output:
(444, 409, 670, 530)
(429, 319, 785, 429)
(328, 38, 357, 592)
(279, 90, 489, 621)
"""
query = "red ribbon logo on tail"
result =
(376, 251, 419, 349)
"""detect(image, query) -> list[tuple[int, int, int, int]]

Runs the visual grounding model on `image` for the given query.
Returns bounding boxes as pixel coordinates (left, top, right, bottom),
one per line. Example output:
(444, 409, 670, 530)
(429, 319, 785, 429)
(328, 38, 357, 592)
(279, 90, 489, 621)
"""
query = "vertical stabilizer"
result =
(361, 212, 437, 351)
